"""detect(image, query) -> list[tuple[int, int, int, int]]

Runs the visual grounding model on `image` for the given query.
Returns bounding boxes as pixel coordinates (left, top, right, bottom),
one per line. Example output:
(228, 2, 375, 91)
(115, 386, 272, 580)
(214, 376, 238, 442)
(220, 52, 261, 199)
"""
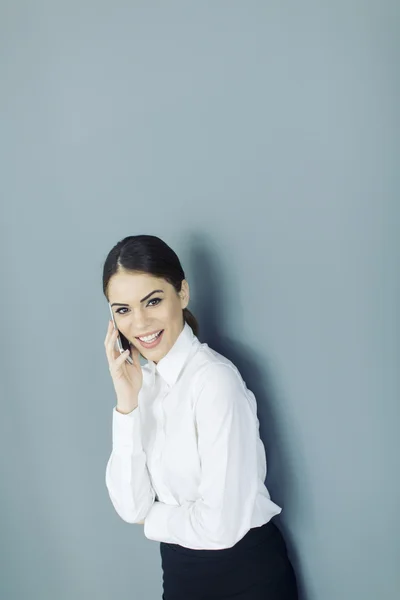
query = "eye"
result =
(115, 298, 162, 315)
(148, 297, 162, 307)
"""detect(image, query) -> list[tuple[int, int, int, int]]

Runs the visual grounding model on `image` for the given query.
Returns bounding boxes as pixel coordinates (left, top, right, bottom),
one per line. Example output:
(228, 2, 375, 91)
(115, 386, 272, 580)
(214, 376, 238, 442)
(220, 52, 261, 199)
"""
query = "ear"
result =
(180, 279, 190, 310)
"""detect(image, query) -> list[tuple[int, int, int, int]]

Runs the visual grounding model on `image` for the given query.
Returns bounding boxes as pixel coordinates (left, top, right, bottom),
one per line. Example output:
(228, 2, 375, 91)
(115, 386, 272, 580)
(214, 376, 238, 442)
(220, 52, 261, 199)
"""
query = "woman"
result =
(103, 234, 298, 599)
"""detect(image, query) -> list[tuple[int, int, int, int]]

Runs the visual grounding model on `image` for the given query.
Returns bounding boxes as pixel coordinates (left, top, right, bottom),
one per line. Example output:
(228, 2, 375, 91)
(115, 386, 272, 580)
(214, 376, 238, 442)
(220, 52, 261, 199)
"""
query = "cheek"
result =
(158, 303, 177, 321)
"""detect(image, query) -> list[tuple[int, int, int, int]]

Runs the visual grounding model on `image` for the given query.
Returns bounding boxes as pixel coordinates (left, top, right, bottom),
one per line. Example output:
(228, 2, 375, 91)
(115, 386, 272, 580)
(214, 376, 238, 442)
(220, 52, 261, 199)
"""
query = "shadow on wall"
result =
(182, 231, 310, 600)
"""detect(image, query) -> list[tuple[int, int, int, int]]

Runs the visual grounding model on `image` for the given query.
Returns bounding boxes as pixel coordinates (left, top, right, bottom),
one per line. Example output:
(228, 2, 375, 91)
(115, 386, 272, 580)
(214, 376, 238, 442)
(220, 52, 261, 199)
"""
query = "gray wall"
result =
(1, 2, 398, 599)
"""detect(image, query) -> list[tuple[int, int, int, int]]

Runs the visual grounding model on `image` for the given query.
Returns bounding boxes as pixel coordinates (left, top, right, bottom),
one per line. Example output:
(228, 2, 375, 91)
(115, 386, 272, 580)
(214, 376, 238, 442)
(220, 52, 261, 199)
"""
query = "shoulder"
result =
(189, 344, 258, 423)
(189, 342, 247, 397)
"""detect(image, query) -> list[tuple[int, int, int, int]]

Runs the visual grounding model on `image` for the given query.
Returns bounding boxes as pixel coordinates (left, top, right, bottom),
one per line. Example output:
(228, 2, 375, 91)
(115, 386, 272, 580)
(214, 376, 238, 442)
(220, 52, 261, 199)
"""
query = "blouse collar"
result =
(146, 321, 197, 388)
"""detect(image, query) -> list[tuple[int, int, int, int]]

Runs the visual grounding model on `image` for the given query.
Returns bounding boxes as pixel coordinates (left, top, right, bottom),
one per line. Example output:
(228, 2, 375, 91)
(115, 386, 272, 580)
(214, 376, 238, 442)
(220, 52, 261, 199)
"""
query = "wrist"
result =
(116, 405, 138, 415)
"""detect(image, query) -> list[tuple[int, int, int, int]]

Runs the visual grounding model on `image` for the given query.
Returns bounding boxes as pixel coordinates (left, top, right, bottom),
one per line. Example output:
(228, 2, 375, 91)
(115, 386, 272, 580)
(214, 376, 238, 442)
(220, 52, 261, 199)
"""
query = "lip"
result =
(136, 329, 164, 349)
(135, 329, 163, 339)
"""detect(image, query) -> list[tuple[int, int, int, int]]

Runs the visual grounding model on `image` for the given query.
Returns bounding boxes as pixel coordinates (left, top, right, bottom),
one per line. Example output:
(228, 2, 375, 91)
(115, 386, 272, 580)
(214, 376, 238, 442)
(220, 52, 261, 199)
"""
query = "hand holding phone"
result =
(105, 303, 144, 411)
(108, 303, 134, 365)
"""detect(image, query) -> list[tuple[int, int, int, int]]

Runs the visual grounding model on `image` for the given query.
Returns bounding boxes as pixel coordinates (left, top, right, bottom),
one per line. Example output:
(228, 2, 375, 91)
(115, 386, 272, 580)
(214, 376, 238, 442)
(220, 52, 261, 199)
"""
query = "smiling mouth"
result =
(136, 330, 164, 348)
(135, 329, 163, 340)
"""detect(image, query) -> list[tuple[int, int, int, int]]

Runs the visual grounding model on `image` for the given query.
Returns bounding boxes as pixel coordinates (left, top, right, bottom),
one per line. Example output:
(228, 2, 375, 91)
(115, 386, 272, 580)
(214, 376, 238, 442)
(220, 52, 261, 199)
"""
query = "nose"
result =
(130, 311, 151, 336)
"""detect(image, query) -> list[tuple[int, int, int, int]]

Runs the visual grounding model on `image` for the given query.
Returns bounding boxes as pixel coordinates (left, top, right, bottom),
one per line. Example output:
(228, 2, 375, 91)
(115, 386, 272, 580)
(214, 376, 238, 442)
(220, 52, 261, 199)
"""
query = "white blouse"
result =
(105, 322, 282, 550)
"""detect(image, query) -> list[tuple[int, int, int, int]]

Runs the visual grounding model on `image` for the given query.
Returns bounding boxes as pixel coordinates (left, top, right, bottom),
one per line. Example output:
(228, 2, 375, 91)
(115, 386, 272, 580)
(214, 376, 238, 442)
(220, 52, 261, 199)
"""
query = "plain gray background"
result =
(1, 2, 399, 599)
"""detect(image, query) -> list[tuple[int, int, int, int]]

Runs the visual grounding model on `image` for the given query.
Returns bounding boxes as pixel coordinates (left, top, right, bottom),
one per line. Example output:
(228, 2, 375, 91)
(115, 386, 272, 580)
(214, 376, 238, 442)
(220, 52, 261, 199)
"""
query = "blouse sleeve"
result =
(143, 363, 260, 549)
(105, 406, 155, 523)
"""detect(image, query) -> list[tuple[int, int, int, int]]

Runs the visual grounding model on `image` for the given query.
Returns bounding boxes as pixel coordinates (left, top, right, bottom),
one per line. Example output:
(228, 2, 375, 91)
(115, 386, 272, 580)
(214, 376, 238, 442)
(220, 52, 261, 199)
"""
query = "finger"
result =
(110, 331, 121, 361)
(104, 320, 114, 348)
(104, 326, 117, 356)
(105, 328, 120, 364)
(113, 349, 132, 370)
(129, 344, 141, 368)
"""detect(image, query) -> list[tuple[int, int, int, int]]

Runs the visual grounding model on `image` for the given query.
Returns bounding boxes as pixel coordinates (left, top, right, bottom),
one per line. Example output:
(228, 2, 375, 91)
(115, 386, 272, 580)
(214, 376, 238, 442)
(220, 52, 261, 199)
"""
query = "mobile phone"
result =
(108, 302, 134, 365)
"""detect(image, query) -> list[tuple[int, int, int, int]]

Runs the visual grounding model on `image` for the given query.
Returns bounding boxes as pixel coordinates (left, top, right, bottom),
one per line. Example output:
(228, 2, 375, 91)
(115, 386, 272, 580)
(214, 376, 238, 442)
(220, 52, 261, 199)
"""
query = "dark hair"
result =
(102, 235, 199, 338)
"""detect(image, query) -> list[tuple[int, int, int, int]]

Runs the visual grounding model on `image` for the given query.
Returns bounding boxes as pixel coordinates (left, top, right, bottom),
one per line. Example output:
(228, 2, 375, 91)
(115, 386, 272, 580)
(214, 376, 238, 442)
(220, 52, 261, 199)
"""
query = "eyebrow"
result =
(111, 290, 164, 308)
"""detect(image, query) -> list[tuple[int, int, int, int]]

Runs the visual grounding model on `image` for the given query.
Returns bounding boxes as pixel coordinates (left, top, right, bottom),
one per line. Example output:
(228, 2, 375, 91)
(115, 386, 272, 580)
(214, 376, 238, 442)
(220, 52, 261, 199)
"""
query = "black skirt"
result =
(160, 518, 298, 600)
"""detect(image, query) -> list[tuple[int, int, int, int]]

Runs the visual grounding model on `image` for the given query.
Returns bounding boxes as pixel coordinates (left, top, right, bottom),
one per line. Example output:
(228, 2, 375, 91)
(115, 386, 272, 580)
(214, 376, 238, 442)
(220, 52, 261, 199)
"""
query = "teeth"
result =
(139, 331, 162, 342)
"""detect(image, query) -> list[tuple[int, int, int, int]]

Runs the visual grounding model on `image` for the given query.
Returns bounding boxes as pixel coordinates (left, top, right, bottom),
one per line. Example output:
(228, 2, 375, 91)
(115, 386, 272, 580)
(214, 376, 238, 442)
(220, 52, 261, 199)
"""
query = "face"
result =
(107, 271, 190, 364)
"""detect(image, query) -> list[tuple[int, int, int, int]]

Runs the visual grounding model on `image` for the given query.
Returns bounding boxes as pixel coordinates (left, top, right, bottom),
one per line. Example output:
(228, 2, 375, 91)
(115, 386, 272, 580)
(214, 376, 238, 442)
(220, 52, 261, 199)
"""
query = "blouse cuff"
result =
(144, 501, 178, 542)
(112, 406, 143, 456)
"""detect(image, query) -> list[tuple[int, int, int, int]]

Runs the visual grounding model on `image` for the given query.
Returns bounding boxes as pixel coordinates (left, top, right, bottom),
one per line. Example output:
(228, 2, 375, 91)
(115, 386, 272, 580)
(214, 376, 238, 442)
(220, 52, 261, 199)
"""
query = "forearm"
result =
(106, 406, 155, 523)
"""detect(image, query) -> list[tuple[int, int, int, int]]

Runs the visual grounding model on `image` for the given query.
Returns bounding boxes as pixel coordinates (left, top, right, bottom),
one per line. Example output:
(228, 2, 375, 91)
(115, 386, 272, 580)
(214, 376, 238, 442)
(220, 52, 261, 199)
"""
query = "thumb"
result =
(129, 343, 141, 367)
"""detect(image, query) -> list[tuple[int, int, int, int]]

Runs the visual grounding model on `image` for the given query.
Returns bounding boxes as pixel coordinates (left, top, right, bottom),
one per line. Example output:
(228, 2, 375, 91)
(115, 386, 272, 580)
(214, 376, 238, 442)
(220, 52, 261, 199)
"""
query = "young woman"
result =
(103, 235, 298, 599)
